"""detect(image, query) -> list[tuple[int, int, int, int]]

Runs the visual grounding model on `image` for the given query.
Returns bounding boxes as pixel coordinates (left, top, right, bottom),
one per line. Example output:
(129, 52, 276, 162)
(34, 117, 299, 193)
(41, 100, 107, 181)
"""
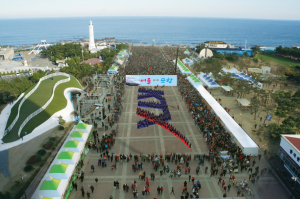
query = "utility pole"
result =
(174, 46, 179, 74)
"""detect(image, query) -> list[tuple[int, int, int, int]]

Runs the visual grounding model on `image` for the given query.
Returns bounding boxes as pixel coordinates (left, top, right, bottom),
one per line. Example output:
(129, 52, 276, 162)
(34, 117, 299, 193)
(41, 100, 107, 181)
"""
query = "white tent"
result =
(195, 85, 258, 155)
(63, 138, 85, 153)
(198, 73, 220, 88)
(48, 161, 76, 179)
(33, 177, 68, 198)
(70, 130, 89, 142)
(182, 58, 193, 67)
(57, 149, 80, 165)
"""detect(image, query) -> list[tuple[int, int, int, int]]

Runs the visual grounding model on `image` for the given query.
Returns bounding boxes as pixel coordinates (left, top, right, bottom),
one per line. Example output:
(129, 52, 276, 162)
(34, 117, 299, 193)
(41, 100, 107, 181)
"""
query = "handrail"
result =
(6, 72, 69, 133)
(18, 75, 71, 137)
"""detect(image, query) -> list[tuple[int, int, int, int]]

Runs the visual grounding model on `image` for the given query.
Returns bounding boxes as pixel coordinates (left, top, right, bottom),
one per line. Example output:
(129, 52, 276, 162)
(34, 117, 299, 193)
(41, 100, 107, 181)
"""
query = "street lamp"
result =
(291, 176, 298, 199)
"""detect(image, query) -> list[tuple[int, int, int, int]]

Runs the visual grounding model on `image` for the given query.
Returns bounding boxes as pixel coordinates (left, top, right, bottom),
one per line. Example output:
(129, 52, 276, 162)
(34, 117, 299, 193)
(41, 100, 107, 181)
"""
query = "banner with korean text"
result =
(126, 75, 177, 86)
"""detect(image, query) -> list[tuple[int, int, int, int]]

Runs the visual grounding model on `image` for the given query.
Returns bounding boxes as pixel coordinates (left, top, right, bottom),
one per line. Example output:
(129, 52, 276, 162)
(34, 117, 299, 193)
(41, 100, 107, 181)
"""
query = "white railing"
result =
(6, 72, 70, 133)
(17, 74, 71, 137)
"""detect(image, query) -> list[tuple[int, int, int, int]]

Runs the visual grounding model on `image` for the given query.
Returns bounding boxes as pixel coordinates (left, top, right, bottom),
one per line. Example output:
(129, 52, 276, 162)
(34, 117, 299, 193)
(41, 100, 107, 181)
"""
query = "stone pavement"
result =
(68, 86, 289, 199)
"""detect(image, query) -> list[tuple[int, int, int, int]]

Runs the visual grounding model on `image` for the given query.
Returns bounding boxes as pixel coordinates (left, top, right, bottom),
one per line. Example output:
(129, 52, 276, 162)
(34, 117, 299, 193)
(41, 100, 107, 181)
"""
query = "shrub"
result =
(49, 137, 56, 142)
(37, 149, 46, 156)
(24, 165, 33, 172)
(26, 154, 42, 164)
(59, 126, 64, 130)
(43, 144, 53, 150)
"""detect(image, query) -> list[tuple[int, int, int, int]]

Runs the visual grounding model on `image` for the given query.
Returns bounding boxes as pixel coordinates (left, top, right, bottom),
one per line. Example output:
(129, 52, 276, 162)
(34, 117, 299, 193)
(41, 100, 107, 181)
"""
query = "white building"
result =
(204, 41, 234, 49)
(248, 66, 271, 74)
(0, 47, 14, 60)
(278, 135, 300, 182)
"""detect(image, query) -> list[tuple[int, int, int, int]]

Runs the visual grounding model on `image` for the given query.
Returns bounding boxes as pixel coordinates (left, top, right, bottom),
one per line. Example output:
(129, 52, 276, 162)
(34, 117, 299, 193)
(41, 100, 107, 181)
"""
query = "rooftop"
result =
(282, 135, 300, 153)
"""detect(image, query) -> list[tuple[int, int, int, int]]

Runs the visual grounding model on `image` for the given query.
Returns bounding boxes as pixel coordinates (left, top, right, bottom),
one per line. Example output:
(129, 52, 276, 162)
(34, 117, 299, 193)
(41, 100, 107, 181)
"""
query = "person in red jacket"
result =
(146, 186, 150, 195)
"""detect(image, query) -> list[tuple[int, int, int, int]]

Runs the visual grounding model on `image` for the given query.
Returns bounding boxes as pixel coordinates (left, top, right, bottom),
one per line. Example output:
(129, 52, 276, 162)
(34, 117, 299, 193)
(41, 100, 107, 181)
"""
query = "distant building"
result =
(82, 58, 102, 65)
(29, 40, 51, 55)
(248, 66, 271, 74)
(204, 41, 234, 49)
(278, 135, 300, 182)
(0, 47, 14, 60)
(199, 48, 213, 59)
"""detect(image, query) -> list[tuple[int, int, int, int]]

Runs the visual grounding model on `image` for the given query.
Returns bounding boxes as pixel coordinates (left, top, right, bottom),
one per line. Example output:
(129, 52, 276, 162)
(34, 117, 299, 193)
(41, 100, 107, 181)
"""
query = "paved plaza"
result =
(68, 85, 289, 199)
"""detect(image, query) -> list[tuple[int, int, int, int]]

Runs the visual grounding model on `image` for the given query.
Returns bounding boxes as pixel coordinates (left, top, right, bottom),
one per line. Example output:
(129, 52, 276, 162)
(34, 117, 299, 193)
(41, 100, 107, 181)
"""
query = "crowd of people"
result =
(124, 47, 175, 75)
(72, 46, 269, 199)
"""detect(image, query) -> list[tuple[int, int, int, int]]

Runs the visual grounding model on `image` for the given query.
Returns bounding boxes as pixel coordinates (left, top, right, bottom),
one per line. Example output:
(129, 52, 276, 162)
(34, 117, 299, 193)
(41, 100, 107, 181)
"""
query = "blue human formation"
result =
(136, 88, 191, 149)
(137, 88, 171, 129)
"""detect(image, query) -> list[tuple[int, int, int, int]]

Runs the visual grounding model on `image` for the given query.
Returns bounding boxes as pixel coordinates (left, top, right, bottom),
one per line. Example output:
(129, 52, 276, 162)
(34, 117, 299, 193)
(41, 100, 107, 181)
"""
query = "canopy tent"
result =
(57, 149, 80, 165)
(36, 177, 68, 198)
(184, 49, 190, 55)
(39, 196, 60, 199)
(70, 130, 88, 142)
(107, 65, 119, 75)
(236, 98, 250, 107)
(174, 59, 192, 74)
(64, 139, 85, 153)
(49, 161, 75, 179)
(195, 85, 258, 155)
(183, 58, 193, 66)
(221, 86, 233, 92)
(31, 121, 93, 199)
(75, 121, 90, 133)
(198, 73, 220, 88)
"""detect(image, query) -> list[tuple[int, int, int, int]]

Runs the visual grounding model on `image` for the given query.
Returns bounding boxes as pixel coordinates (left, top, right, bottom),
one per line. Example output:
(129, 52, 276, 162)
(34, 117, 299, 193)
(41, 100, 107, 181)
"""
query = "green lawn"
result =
(257, 54, 300, 67)
(2, 76, 68, 143)
(5, 85, 36, 129)
(20, 76, 82, 138)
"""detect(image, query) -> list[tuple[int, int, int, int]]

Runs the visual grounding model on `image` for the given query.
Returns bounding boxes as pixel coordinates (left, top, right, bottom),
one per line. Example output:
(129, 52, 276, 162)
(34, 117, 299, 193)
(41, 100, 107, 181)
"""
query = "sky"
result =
(1, 0, 300, 20)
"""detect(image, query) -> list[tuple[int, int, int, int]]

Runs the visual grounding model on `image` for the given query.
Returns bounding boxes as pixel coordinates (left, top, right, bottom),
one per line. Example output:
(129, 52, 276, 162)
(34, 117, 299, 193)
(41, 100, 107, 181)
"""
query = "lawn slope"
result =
(20, 76, 82, 137)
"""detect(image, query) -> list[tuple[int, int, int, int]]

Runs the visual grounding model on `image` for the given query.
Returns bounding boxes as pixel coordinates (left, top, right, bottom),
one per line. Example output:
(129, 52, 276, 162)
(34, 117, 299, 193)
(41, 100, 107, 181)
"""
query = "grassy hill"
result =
(20, 76, 82, 138)
(257, 54, 300, 67)
(2, 76, 81, 143)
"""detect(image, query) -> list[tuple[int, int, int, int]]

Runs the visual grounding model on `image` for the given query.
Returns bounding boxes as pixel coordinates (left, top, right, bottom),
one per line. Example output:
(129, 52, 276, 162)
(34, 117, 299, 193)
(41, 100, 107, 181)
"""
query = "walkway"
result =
(68, 86, 288, 199)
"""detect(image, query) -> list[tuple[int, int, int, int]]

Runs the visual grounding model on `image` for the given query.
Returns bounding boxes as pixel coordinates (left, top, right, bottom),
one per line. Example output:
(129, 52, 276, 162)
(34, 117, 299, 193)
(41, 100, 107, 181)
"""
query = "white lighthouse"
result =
(89, 20, 96, 51)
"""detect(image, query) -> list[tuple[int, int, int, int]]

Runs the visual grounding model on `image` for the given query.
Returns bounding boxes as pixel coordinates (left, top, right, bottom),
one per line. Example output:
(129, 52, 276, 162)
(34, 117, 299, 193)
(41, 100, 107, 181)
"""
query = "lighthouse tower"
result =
(89, 20, 96, 51)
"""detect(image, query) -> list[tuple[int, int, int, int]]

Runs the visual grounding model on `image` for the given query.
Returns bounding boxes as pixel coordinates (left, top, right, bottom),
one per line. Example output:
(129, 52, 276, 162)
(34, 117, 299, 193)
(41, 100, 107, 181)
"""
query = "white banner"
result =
(126, 75, 177, 86)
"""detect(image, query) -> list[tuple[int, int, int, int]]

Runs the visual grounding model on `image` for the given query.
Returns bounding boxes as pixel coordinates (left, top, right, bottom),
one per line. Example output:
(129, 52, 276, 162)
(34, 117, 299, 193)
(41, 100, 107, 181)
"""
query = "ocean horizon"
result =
(0, 16, 300, 47)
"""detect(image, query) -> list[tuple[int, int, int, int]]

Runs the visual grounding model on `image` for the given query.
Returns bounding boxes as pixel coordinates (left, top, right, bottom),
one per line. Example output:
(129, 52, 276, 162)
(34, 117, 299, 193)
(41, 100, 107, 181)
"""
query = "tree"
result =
(275, 109, 287, 124)
(195, 44, 205, 53)
(251, 46, 261, 54)
(0, 191, 12, 199)
(267, 123, 282, 141)
(57, 115, 66, 126)
(250, 97, 261, 120)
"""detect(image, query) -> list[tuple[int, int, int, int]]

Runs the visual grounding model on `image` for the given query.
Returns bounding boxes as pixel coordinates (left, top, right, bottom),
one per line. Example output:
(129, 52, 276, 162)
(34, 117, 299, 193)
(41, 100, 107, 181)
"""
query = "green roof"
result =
(194, 79, 201, 83)
(49, 163, 68, 173)
(64, 140, 79, 148)
(42, 197, 54, 199)
(76, 122, 87, 129)
(70, 131, 84, 138)
(57, 150, 74, 159)
(40, 178, 61, 190)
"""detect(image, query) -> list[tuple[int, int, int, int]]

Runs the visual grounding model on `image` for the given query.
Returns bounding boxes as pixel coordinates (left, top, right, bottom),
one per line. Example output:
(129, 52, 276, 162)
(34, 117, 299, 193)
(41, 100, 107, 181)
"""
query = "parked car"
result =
(23, 72, 28, 75)
(15, 72, 20, 76)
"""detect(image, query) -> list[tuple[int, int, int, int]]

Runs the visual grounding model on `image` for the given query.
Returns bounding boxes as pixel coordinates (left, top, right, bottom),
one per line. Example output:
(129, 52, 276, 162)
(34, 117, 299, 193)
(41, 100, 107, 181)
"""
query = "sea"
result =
(0, 17, 300, 48)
